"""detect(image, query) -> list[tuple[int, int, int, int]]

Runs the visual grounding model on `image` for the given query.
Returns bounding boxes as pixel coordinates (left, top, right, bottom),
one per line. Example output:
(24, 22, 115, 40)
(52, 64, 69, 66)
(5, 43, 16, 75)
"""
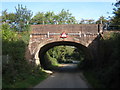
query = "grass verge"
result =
(3, 70, 48, 88)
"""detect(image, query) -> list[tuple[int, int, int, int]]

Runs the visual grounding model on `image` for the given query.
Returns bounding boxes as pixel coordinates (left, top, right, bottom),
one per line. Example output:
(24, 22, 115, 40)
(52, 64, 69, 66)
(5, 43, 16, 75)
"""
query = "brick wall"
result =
(31, 24, 98, 34)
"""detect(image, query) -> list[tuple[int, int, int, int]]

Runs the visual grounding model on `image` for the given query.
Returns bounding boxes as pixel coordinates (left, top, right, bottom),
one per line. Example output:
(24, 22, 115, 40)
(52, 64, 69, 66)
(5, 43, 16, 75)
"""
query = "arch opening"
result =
(38, 41, 93, 70)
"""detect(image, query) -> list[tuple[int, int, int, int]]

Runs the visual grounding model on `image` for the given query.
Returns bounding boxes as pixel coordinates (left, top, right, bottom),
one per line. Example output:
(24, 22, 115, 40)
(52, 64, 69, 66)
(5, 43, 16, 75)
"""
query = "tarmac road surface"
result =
(34, 64, 90, 88)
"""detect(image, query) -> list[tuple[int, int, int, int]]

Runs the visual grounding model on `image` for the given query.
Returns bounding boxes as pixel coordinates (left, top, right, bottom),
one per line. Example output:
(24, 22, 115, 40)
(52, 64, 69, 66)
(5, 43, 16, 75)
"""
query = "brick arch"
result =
(27, 24, 103, 65)
(29, 35, 96, 65)
(33, 41, 93, 67)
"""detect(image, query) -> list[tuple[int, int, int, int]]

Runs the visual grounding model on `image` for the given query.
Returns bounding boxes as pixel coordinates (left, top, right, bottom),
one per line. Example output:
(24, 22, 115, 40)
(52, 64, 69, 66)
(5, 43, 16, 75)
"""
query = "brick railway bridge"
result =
(26, 24, 103, 68)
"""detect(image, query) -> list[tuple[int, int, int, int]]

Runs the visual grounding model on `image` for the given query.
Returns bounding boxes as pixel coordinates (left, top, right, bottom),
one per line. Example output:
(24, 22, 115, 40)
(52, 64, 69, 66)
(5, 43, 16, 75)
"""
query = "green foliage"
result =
(47, 46, 76, 63)
(2, 23, 47, 88)
(71, 48, 85, 61)
(79, 19, 95, 24)
(3, 66, 48, 88)
(1, 4, 33, 32)
(2, 10, 9, 23)
(96, 16, 108, 24)
(15, 4, 33, 31)
(11, 72, 47, 88)
(30, 12, 45, 24)
(45, 11, 55, 24)
(46, 52, 58, 66)
(111, 1, 120, 28)
(83, 32, 120, 88)
(43, 52, 58, 69)
(83, 71, 104, 88)
(58, 9, 76, 24)
(2, 23, 18, 41)
(44, 45, 85, 69)
(30, 9, 77, 25)
(101, 33, 120, 88)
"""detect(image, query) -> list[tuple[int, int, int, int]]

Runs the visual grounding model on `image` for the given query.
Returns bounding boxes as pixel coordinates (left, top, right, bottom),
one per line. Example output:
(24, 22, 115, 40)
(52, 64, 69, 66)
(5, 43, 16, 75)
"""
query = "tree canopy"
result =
(96, 16, 108, 24)
(2, 2, 120, 32)
(111, 0, 120, 27)
(30, 9, 77, 25)
(79, 19, 95, 24)
(1, 4, 33, 32)
(46, 46, 84, 64)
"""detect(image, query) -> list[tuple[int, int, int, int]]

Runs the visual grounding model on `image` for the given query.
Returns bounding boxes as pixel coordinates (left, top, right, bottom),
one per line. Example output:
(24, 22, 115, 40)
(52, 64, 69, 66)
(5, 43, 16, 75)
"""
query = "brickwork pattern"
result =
(27, 24, 100, 65)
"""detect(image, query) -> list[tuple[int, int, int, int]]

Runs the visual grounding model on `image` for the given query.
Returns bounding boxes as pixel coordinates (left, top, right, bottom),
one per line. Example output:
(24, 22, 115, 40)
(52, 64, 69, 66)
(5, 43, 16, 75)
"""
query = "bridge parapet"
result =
(27, 24, 101, 65)
(31, 24, 99, 34)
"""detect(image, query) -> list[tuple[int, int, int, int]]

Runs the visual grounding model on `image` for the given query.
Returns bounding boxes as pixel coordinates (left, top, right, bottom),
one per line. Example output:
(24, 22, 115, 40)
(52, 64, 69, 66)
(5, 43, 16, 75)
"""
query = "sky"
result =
(1, 0, 117, 21)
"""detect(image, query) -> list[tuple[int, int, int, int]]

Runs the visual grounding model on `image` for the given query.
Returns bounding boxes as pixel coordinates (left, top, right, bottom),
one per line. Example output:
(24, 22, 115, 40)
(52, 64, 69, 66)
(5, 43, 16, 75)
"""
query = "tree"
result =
(15, 4, 33, 31)
(58, 9, 76, 24)
(2, 9, 8, 23)
(2, 10, 17, 30)
(47, 46, 76, 63)
(31, 11, 58, 25)
(96, 16, 108, 24)
(67, 16, 76, 24)
(53, 15, 60, 24)
(31, 9, 77, 25)
(1, 4, 33, 32)
(87, 19, 95, 24)
(45, 11, 55, 24)
(2, 23, 17, 41)
(79, 19, 95, 24)
(30, 12, 45, 24)
(79, 19, 86, 24)
(111, 0, 120, 27)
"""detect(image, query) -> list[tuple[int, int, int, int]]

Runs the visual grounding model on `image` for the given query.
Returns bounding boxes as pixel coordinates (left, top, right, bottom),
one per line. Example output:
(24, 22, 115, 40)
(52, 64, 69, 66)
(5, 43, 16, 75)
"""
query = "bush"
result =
(2, 23, 46, 88)
(44, 52, 58, 68)
(83, 32, 120, 88)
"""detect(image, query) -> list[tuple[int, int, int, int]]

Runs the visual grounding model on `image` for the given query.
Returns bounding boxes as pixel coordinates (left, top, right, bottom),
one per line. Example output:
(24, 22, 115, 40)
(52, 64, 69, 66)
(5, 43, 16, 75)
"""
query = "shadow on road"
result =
(34, 63, 91, 88)
(52, 64, 80, 73)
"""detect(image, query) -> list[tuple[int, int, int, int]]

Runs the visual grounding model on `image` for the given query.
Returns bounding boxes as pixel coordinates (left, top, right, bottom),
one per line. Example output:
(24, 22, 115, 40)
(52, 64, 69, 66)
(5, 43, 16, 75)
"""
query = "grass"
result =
(3, 70, 48, 88)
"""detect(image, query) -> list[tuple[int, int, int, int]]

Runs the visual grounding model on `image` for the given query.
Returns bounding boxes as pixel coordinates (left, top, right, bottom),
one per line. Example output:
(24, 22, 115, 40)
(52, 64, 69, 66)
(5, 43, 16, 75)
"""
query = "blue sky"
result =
(1, 1, 116, 21)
